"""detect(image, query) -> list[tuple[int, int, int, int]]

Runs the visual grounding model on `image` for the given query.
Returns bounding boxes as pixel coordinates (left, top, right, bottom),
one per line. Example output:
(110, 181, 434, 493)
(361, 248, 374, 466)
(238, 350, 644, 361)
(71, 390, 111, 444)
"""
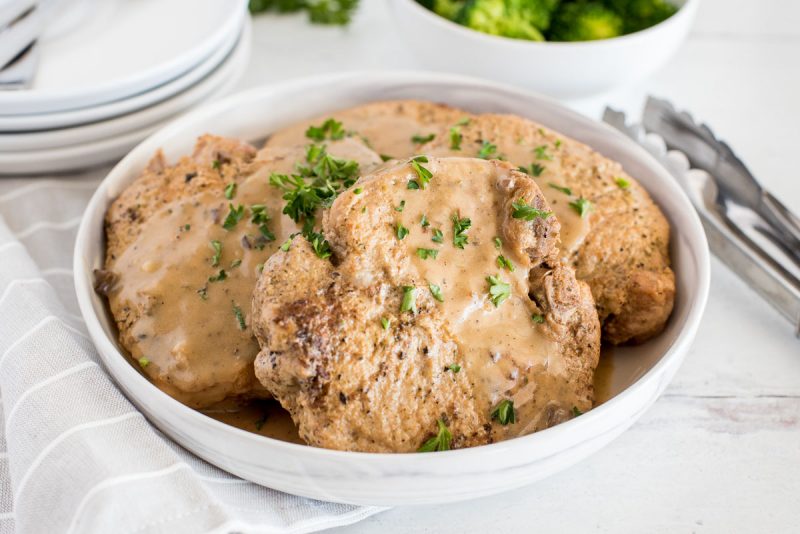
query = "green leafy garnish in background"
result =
(249, 0, 359, 25)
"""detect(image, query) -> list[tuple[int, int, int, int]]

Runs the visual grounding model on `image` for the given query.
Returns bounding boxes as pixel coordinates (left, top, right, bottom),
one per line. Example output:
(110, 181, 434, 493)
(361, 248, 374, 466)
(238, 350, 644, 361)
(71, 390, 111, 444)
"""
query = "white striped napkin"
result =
(0, 172, 383, 534)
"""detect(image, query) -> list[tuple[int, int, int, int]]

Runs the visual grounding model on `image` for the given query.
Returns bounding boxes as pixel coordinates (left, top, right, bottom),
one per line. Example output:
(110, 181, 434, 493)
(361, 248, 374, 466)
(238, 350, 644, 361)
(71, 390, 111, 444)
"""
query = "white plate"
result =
(74, 72, 710, 506)
(0, 10, 242, 133)
(0, 20, 251, 175)
(0, 0, 248, 115)
(0, 19, 249, 151)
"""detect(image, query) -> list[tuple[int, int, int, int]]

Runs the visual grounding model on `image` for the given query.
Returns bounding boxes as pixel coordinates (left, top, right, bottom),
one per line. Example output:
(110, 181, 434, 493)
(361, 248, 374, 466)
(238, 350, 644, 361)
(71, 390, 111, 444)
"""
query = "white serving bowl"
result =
(74, 72, 709, 506)
(389, 0, 698, 99)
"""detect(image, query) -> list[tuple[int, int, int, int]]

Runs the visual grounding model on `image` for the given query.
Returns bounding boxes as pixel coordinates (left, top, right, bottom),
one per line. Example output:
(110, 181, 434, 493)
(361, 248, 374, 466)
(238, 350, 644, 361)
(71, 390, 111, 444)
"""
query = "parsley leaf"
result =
(534, 145, 552, 160)
(572, 406, 584, 417)
(449, 126, 462, 150)
(210, 240, 222, 267)
(224, 182, 237, 199)
(407, 180, 420, 190)
(477, 140, 497, 159)
(615, 176, 631, 189)
(305, 118, 345, 141)
(548, 183, 572, 196)
(511, 199, 551, 221)
(395, 200, 406, 212)
(493, 236, 502, 249)
(305, 229, 332, 259)
(208, 269, 228, 283)
(569, 197, 592, 218)
(416, 248, 438, 260)
(420, 214, 430, 228)
(222, 203, 245, 230)
(431, 228, 444, 243)
(496, 255, 514, 272)
(233, 304, 246, 330)
(447, 363, 461, 373)
(138, 357, 150, 368)
(410, 156, 432, 189)
(491, 399, 516, 425)
(380, 317, 390, 330)
(279, 236, 293, 252)
(486, 275, 511, 307)
(396, 223, 409, 240)
(531, 313, 545, 324)
(428, 282, 444, 302)
(400, 286, 417, 313)
(417, 419, 452, 452)
(451, 214, 471, 249)
(412, 133, 435, 144)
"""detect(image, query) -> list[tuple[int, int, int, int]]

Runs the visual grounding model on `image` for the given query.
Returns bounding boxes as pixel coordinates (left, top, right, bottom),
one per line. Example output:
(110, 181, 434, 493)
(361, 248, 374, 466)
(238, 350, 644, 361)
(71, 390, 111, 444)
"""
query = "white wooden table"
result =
(238, 1, 800, 532)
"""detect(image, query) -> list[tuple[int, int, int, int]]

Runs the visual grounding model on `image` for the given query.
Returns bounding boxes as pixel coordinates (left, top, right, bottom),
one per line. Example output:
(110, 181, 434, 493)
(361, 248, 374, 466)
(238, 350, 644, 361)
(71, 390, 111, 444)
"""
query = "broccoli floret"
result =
(548, 1, 623, 41)
(609, 0, 678, 33)
(432, 0, 466, 20)
(457, 0, 563, 41)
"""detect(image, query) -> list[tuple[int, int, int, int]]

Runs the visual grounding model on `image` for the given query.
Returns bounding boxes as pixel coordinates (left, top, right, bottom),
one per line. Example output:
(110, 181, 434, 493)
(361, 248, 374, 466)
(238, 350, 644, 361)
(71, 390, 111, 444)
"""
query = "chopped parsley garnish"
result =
(222, 203, 245, 230)
(428, 282, 444, 302)
(224, 182, 236, 199)
(210, 240, 222, 267)
(496, 255, 514, 272)
(380, 154, 395, 162)
(183, 224, 191, 231)
(531, 313, 545, 324)
(197, 287, 208, 300)
(416, 248, 438, 260)
(431, 228, 444, 243)
(305, 118, 345, 142)
(572, 406, 584, 417)
(447, 363, 461, 373)
(518, 163, 546, 177)
(569, 197, 592, 218)
(395, 200, 406, 212)
(420, 214, 430, 228)
(491, 399, 516, 425)
(456, 117, 471, 126)
(400, 286, 417, 313)
(555, 139, 562, 148)
(138, 357, 150, 368)
(396, 223, 410, 240)
(548, 183, 572, 195)
(477, 140, 497, 159)
(380, 317, 390, 330)
(493, 236, 502, 249)
(511, 199, 551, 221)
(212, 159, 221, 170)
(305, 230, 332, 259)
(208, 269, 228, 283)
(615, 176, 631, 189)
(410, 155, 432, 189)
(417, 419, 452, 452)
(449, 127, 462, 150)
(407, 180, 420, 190)
(412, 133, 435, 144)
(451, 214, 471, 249)
(257, 263, 264, 273)
(486, 275, 511, 307)
(269, 144, 360, 225)
(230, 259, 242, 268)
(279, 236, 293, 252)
(534, 145, 552, 160)
(353, 187, 363, 194)
(233, 304, 246, 330)
(250, 204, 275, 242)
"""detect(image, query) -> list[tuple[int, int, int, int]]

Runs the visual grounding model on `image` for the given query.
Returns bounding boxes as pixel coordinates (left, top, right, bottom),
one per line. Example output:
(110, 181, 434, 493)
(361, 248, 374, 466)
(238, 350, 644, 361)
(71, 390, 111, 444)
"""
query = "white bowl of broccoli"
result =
(390, 0, 698, 98)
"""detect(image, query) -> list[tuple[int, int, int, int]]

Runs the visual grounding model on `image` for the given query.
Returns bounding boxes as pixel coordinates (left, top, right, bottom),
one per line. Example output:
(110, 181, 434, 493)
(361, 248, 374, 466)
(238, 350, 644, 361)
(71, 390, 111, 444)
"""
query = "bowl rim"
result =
(391, 0, 698, 48)
(74, 70, 710, 467)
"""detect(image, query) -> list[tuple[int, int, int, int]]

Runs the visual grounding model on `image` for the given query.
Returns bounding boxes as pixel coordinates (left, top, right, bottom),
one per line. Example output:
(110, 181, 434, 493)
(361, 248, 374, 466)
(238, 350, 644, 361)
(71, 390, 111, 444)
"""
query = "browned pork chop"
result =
(103, 135, 382, 408)
(251, 157, 600, 452)
(422, 114, 675, 344)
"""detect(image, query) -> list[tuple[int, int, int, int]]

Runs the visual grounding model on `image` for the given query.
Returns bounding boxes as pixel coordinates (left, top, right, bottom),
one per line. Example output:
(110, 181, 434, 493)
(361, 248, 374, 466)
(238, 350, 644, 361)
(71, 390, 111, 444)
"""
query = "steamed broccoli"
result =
(611, 0, 678, 33)
(455, 0, 562, 41)
(433, 0, 466, 19)
(548, 1, 623, 41)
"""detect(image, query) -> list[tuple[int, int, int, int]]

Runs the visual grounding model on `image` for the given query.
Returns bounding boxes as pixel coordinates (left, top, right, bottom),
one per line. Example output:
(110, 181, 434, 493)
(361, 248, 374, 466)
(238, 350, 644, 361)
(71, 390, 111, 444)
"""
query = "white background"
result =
(235, 1, 800, 532)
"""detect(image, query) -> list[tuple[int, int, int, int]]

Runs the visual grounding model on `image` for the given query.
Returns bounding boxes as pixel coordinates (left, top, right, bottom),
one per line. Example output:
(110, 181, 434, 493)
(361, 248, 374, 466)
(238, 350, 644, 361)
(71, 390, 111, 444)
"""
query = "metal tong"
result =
(604, 97, 800, 336)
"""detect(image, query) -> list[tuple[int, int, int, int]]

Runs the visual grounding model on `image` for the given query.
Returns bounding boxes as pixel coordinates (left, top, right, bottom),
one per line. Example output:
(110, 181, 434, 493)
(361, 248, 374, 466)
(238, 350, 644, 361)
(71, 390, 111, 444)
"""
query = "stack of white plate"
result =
(0, 0, 251, 175)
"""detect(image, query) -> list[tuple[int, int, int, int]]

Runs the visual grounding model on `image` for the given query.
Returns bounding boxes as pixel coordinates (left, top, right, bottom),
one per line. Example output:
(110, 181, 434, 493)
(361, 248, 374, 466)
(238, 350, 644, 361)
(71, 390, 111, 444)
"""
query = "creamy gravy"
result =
(202, 399, 303, 443)
(109, 139, 379, 408)
(383, 158, 566, 421)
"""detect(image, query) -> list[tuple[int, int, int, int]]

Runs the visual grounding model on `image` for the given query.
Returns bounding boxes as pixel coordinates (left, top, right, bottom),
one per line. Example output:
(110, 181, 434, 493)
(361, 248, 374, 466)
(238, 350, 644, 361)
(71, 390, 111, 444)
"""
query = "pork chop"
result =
(103, 135, 382, 408)
(421, 114, 675, 344)
(251, 156, 600, 452)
